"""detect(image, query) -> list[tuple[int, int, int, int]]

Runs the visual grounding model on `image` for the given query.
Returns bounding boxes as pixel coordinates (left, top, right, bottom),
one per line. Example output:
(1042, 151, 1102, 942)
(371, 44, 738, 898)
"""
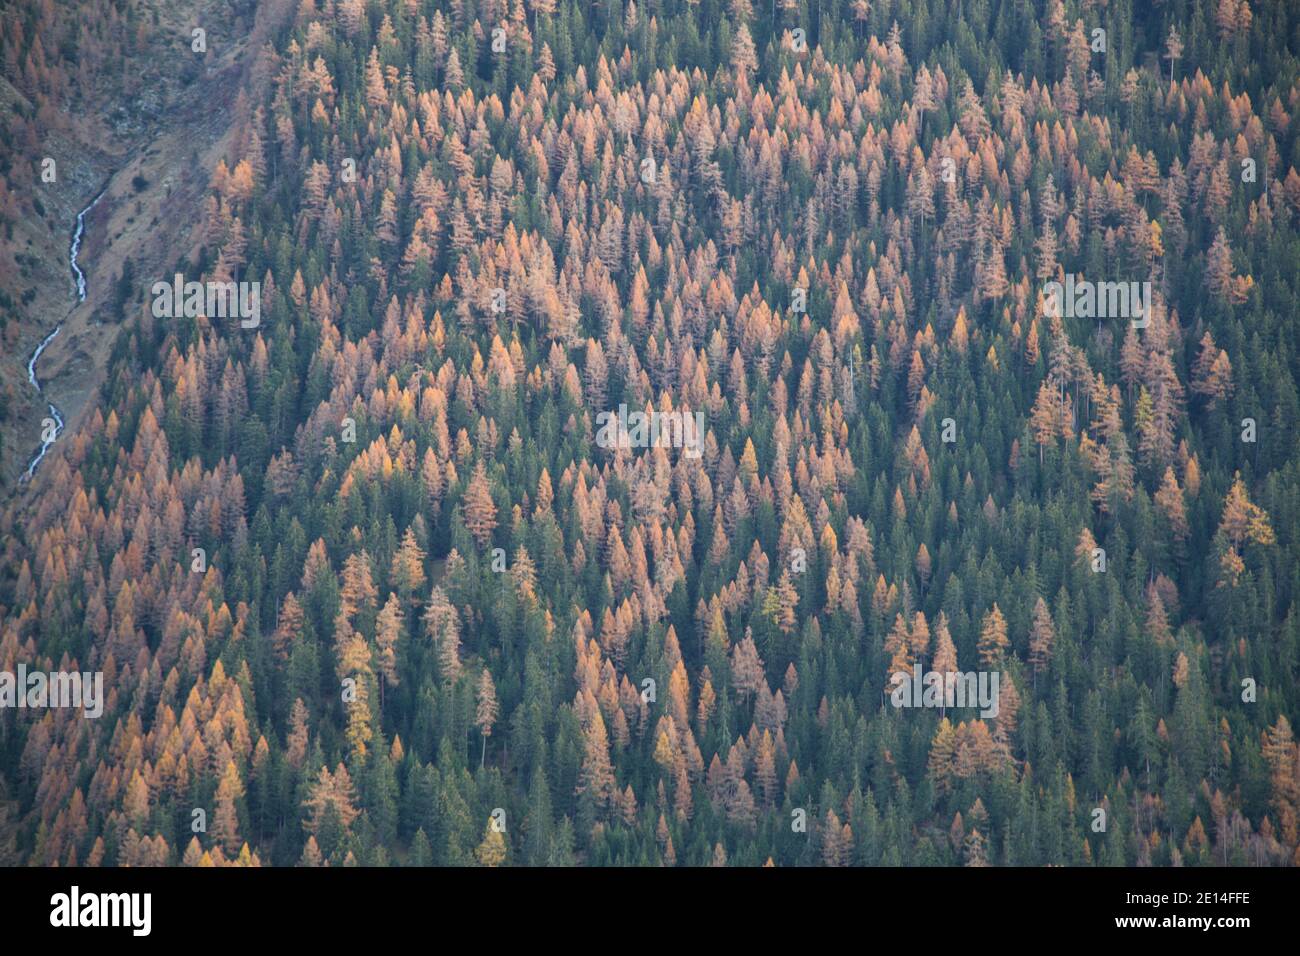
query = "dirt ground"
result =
(0, 0, 283, 493)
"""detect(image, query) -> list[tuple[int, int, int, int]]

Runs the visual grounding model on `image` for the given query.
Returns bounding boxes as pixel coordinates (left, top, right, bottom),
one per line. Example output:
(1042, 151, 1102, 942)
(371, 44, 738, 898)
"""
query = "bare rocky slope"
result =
(0, 0, 288, 491)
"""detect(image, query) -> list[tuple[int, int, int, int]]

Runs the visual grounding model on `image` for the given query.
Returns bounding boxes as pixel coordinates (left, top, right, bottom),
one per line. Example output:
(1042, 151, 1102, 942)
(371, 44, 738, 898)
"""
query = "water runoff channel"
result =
(22, 189, 104, 482)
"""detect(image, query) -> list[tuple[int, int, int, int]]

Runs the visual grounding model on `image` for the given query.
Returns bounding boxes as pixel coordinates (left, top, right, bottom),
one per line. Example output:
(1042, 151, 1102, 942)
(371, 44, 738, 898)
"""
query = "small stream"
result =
(22, 189, 104, 482)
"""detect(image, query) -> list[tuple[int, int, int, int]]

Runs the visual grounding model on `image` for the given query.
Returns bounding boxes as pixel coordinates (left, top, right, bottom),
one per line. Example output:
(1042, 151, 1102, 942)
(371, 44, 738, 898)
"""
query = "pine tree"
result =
(476, 669, 499, 768)
(341, 551, 379, 622)
(1154, 468, 1189, 541)
(391, 528, 427, 599)
(577, 709, 617, 822)
(1218, 474, 1275, 550)
(462, 461, 499, 547)
(375, 593, 403, 706)
(1028, 597, 1055, 685)
(730, 22, 757, 82)
(474, 821, 507, 867)
(1262, 716, 1300, 846)
(978, 604, 1010, 668)
(423, 586, 462, 684)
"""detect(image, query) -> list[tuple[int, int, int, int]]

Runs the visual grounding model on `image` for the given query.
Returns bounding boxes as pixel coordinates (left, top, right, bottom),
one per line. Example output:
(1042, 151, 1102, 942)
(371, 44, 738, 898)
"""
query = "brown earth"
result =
(0, 0, 291, 492)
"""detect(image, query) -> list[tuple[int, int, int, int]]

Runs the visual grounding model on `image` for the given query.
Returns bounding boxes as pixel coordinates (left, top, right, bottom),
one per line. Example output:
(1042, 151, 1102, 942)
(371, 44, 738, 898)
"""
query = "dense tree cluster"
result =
(2, 0, 1300, 867)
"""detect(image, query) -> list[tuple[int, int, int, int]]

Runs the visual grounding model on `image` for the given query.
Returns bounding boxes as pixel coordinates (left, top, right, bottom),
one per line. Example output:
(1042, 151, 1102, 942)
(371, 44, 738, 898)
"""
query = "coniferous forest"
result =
(1, 0, 1299, 871)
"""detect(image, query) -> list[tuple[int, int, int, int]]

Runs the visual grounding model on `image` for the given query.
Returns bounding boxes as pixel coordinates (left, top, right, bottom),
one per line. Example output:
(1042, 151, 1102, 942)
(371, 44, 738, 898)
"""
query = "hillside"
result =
(0, 0, 291, 488)
(1, 0, 1298, 870)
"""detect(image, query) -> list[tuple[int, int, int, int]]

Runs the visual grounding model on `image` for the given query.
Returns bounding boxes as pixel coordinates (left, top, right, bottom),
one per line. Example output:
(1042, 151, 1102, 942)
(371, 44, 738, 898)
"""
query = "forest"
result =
(0, 0, 1298, 868)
